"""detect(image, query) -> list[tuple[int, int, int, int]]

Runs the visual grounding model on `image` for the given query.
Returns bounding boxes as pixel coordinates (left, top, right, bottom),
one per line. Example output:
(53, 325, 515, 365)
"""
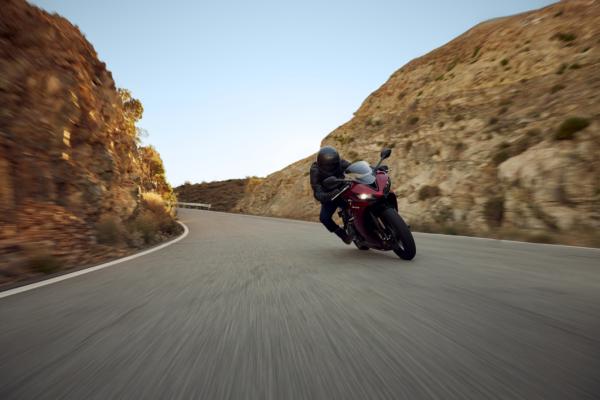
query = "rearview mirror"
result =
(380, 148, 392, 160)
(323, 176, 340, 190)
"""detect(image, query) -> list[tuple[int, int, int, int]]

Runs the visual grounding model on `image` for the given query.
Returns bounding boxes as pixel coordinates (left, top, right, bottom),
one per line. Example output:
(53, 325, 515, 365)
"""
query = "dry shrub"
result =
(27, 248, 61, 274)
(127, 192, 181, 245)
(492, 131, 542, 165)
(526, 233, 556, 244)
(130, 210, 160, 244)
(550, 84, 565, 94)
(141, 192, 170, 215)
(484, 196, 504, 227)
(554, 117, 590, 140)
(408, 116, 420, 125)
(95, 215, 126, 245)
(418, 185, 441, 201)
(552, 32, 576, 42)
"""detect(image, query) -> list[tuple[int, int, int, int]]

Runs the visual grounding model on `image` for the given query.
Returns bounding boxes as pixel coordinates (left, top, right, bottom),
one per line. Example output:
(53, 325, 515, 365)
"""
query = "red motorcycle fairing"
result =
(341, 171, 395, 250)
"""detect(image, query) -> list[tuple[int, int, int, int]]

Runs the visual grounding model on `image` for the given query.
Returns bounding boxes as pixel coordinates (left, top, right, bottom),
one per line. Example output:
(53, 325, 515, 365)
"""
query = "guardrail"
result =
(177, 202, 212, 210)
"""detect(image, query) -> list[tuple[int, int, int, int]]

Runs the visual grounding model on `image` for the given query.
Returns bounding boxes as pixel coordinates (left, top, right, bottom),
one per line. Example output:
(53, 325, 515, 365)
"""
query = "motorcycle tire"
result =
(380, 208, 416, 260)
(354, 241, 369, 251)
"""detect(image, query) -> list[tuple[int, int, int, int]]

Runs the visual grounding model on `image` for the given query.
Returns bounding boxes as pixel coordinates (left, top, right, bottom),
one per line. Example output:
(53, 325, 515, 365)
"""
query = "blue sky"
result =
(32, 0, 555, 185)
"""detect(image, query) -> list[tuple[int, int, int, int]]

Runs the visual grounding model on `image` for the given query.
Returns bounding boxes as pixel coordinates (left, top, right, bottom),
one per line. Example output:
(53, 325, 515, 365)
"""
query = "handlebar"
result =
(331, 183, 352, 201)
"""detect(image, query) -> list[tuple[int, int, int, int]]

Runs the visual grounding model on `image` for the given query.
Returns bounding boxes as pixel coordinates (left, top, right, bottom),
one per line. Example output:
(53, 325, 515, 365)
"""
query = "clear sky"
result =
(32, 0, 555, 186)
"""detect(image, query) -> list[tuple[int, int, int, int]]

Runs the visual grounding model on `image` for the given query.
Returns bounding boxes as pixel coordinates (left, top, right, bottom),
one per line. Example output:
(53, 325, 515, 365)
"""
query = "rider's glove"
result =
(327, 188, 341, 201)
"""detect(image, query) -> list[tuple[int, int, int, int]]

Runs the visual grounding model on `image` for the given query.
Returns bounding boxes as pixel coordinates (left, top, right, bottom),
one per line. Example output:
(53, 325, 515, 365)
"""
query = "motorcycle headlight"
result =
(357, 193, 374, 200)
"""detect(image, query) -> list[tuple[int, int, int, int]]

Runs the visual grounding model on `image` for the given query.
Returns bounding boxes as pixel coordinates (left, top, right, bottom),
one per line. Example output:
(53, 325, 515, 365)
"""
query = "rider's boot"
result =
(335, 228, 352, 245)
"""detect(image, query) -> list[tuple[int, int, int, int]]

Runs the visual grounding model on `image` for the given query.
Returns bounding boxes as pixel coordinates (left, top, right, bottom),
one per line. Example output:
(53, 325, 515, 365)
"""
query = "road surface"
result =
(1, 209, 599, 399)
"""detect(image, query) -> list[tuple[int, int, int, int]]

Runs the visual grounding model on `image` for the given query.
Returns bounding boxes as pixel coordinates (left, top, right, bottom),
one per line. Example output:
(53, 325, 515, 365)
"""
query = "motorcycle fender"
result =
(372, 193, 398, 215)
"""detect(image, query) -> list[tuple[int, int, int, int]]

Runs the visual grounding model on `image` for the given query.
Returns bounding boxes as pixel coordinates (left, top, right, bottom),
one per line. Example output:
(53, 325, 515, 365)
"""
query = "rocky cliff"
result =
(234, 0, 600, 246)
(0, 0, 178, 284)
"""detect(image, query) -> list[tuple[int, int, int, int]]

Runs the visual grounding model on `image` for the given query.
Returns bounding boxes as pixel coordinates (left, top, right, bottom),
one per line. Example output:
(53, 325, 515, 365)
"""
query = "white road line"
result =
(0, 221, 190, 300)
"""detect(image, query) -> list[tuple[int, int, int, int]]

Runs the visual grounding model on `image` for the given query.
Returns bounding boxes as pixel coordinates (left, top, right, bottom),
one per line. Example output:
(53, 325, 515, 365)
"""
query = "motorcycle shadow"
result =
(324, 247, 409, 263)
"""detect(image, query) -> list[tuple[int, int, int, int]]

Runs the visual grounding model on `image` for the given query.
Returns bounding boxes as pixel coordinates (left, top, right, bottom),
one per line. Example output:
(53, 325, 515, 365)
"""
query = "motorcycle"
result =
(322, 148, 416, 260)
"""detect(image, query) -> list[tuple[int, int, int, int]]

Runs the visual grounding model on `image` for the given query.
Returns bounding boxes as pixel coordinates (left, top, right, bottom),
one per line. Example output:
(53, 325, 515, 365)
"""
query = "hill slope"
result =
(175, 179, 260, 212)
(234, 0, 600, 246)
(0, 0, 178, 284)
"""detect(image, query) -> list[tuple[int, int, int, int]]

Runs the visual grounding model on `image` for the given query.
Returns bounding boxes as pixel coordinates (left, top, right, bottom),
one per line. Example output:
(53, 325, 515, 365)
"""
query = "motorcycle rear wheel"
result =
(380, 208, 416, 260)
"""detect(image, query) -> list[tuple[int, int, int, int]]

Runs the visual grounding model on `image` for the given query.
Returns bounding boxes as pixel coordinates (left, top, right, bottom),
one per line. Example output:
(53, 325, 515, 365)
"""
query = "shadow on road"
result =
(320, 247, 413, 264)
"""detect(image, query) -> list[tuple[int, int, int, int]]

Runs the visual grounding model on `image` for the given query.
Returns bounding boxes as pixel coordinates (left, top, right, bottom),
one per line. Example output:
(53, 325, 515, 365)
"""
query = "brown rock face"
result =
(0, 0, 175, 283)
(235, 0, 600, 246)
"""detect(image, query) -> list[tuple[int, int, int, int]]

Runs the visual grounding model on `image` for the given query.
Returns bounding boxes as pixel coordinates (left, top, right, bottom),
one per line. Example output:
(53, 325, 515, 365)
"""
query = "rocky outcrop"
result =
(0, 0, 177, 284)
(234, 0, 600, 246)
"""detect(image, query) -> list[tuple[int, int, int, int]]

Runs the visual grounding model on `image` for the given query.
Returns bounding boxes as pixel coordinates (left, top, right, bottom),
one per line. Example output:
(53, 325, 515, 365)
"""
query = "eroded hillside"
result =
(175, 178, 261, 212)
(234, 0, 600, 246)
(0, 0, 179, 284)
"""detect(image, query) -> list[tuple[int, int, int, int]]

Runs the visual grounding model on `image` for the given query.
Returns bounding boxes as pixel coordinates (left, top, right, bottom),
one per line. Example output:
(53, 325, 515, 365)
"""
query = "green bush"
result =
(554, 117, 590, 140)
(556, 64, 567, 75)
(500, 58, 509, 67)
(408, 116, 420, 125)
(569, 63, 581, 70)
(418, 185, 441, 201)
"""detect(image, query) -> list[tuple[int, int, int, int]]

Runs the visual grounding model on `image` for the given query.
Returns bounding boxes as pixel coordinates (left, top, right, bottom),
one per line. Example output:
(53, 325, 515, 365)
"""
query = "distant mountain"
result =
(233, 0, 600, 246)
(175, 178, 261, 212)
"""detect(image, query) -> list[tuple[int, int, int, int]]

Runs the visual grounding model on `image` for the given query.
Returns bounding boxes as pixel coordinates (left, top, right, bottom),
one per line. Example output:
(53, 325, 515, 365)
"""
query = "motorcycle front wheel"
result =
(380, 208, 416, 260)
(354, 241, 369, 251)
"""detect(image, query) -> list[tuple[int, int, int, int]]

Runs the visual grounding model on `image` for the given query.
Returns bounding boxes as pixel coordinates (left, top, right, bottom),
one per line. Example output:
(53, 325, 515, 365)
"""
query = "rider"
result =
(310, 146, 353, 244)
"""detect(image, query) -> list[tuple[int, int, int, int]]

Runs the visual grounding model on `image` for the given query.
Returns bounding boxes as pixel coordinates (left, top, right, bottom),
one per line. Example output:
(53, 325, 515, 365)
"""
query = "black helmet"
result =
(317, 146, 340, 174)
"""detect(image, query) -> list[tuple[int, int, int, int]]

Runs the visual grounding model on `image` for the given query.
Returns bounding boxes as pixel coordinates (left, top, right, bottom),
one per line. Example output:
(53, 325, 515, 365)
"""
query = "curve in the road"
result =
(0, 221, 189, 299)
(1, 209, 599, 400)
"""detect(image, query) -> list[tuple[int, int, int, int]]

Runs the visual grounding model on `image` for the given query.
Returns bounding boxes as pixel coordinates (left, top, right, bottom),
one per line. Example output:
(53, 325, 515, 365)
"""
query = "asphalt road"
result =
(1, 209, 599, 399)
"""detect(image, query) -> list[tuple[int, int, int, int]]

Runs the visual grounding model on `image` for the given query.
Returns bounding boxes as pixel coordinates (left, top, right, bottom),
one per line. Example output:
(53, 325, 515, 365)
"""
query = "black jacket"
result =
(309, 159, 350, 203)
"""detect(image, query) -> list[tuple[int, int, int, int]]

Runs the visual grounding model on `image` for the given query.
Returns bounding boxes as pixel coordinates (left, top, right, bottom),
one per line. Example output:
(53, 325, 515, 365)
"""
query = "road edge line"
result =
(0, 221, 190, 300)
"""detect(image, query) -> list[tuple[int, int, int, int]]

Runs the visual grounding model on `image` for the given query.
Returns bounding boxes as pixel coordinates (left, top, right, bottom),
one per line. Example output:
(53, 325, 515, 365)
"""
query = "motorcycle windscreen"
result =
(344, 161, 376, 184)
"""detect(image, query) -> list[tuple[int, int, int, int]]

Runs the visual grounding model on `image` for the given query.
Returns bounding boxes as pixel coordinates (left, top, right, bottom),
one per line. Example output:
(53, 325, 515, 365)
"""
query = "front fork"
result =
(338, 204, 359, 240)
